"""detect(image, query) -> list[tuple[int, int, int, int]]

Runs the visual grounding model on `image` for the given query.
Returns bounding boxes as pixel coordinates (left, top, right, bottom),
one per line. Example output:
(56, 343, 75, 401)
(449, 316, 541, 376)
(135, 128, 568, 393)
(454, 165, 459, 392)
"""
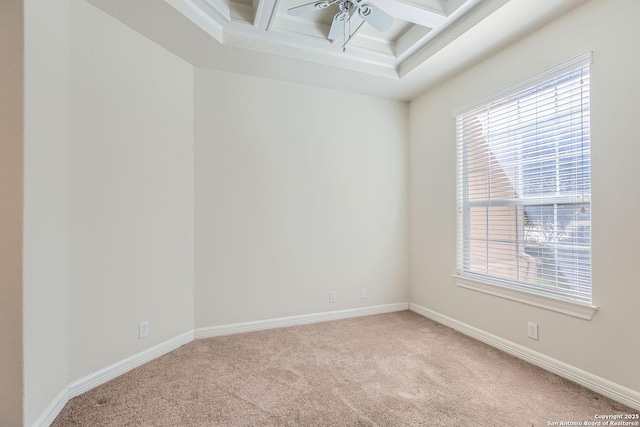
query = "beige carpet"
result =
(52, 311, 634, 426)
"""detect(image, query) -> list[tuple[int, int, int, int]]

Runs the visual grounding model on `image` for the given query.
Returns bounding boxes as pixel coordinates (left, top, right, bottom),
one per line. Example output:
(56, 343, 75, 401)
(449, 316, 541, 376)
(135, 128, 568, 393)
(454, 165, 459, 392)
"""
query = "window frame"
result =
(452, 52, 598, 320)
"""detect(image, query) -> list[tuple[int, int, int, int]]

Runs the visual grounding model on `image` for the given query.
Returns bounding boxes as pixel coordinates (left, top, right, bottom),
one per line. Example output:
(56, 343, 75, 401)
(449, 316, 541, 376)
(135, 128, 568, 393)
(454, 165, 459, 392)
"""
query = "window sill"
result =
(452, 274, 598, 320)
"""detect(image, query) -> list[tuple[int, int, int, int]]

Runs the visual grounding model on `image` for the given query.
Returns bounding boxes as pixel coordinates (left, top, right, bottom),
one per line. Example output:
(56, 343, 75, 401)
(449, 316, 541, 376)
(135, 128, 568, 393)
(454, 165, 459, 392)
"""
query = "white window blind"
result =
(456, 57, 592, 304)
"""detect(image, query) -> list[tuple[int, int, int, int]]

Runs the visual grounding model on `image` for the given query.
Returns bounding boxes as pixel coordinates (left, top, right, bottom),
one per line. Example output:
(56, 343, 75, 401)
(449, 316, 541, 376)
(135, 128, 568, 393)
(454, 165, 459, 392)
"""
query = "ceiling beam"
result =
(446, 0, 470, 14)
(201, 0, 232, 21)
(372, 0, 447, 28)
(253, 0, 279, 30)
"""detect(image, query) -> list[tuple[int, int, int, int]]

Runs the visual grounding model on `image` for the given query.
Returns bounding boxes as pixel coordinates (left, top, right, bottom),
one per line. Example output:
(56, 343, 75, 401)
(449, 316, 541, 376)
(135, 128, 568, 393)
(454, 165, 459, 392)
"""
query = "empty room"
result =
(1, 0, 639, 425)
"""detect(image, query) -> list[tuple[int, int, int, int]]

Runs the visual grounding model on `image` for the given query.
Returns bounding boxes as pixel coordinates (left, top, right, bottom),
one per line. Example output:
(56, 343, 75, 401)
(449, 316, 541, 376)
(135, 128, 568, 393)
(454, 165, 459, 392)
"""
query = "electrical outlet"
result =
(139, 321, 149, 339)
(361, 288, 367, 299)
(329, 291, 336, 303)
(527, 322, 538, 340)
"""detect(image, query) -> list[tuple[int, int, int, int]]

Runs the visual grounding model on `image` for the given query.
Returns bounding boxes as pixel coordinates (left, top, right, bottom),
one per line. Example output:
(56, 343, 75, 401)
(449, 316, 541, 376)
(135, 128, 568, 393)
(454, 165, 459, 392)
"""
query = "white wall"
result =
(195, 69, 409, 327)
(0, 1, 24, 425)
(409, 0, 640, 393)
(68, 0, 194, 382)
(23, 0, 70, 425)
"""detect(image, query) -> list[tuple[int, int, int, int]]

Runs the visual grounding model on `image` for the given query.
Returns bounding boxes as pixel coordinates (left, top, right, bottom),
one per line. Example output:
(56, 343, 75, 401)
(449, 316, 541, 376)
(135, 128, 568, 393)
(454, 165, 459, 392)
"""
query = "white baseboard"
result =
(33, 330, 194, 427)
(131, 330, 194, 369)
(35, 304, 409, 426)
(68, 330, 194, 399)
(44, 301, 636, 425)
(195, 302, 409, 339)
(409, 303, 640, 411)
(32, 388, 69, 427)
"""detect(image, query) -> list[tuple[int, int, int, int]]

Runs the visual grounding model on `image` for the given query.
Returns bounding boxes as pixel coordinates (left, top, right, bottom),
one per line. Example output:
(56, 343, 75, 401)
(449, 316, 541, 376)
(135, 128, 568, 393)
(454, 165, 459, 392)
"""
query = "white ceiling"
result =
(87, 0, 588, 100)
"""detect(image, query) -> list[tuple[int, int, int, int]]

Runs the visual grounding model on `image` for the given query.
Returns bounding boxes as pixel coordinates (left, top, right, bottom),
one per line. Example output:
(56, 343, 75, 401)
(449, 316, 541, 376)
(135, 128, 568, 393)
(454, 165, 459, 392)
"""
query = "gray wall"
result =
(68, 0, 195, 383)
(194, 68, 410, 327)
(409, 0, 640, 393)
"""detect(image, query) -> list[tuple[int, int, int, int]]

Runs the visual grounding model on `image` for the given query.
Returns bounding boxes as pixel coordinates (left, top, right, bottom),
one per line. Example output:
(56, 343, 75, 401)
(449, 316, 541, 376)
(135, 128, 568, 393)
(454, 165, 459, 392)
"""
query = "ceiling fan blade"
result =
(328, 12, 346, 40)
(287, 0, 333, 16)
(358, 2, 392, 32)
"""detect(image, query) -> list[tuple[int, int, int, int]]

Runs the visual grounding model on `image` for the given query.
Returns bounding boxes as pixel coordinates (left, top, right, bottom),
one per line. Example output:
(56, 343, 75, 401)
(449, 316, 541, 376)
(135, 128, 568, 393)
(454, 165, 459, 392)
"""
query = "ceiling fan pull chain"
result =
(343, 2, 348, 51)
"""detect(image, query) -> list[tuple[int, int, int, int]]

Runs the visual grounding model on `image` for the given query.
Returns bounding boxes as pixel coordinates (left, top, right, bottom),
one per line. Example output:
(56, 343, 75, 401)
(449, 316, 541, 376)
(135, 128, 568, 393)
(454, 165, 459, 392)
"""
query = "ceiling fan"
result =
(287, 0, 393, 51)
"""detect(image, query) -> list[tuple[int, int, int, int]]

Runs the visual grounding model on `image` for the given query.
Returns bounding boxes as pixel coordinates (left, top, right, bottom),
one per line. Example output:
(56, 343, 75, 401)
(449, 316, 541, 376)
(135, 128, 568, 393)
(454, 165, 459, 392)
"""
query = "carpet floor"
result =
(52, 311, 634, 426)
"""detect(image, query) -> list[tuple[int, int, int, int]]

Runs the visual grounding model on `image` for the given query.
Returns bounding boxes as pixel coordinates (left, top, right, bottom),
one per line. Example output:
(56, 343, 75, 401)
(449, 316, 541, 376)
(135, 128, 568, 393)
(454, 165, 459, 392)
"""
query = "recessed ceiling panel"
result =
(272, 0, 433, 60)
(171, 0, 504, 75)
(87, 0, 592, 99)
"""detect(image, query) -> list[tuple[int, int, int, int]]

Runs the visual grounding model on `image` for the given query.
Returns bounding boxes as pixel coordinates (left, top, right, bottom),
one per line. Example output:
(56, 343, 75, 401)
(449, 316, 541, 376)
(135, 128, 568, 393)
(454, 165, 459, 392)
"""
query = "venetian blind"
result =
(455, 54, 592, 304)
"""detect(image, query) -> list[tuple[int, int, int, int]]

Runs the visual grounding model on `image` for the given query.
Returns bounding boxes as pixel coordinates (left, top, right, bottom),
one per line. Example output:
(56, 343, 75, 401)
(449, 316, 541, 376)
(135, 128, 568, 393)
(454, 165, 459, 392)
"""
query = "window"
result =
(455, 54, 592, 305)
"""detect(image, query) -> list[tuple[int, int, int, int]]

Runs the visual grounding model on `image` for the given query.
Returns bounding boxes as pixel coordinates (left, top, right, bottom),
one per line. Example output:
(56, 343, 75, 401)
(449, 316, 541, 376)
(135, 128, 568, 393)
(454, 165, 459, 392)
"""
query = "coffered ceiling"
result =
(87, 0, 588, 100)
(185, 0, 488, 75)
(163, 0, 510, 78)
